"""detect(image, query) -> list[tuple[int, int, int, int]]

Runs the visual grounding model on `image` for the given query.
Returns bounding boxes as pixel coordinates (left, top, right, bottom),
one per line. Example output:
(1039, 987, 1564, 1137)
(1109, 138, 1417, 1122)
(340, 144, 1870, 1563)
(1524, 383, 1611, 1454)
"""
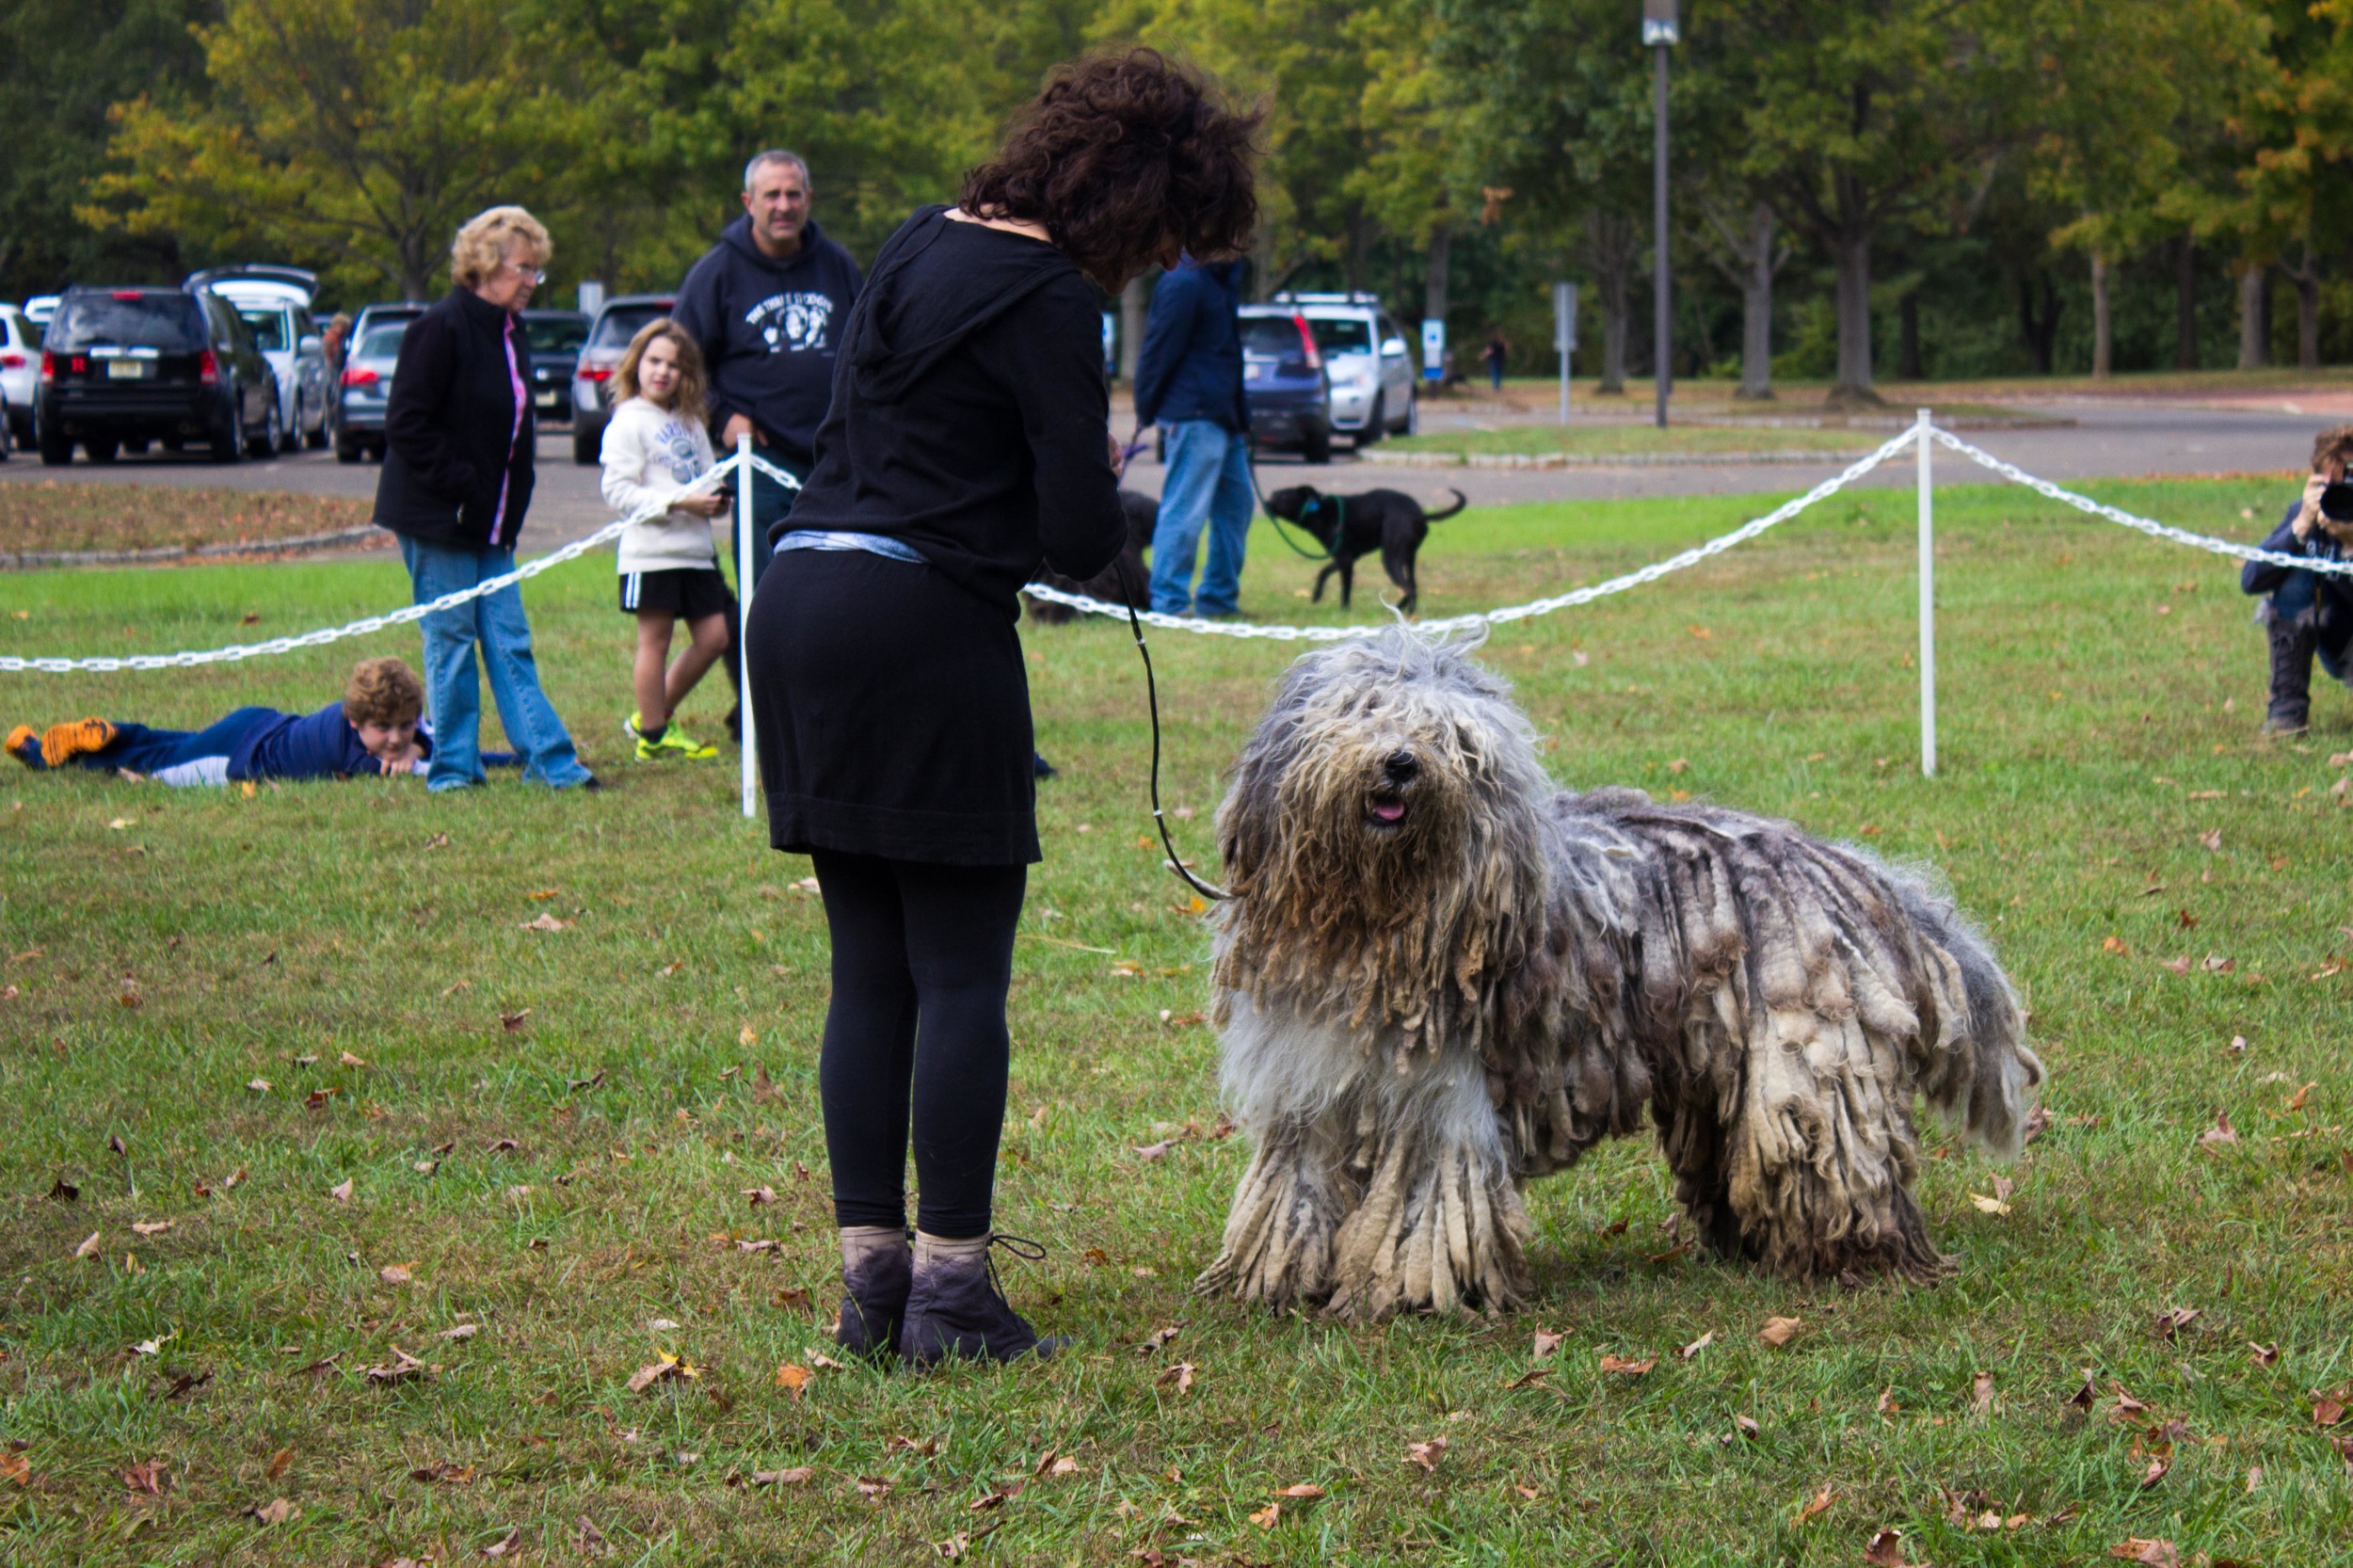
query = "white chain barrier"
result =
(1024, 426, 1925, 639)
(3, 422, 2345, 673)
(0, 462, 741, 674)
(1927, 426, 2353, 577)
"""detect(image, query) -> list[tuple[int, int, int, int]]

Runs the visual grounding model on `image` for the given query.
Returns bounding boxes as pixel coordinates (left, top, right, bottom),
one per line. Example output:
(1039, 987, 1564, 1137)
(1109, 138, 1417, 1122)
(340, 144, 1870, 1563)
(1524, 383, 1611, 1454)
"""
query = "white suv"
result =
(1271, 292, 1417, 446)
(0, 304, 37, 446)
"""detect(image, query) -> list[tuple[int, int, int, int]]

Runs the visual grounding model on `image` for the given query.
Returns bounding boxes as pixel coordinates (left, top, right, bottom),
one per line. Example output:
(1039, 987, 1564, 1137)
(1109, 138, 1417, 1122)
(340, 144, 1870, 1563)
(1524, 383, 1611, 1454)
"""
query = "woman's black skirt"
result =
(745, 549, 1038, 866)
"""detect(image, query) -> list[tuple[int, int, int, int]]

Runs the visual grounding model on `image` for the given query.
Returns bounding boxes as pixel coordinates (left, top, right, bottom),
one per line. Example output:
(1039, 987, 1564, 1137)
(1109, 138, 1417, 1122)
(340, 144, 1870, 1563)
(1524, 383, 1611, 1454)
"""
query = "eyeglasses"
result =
(504, 261, 546, 284)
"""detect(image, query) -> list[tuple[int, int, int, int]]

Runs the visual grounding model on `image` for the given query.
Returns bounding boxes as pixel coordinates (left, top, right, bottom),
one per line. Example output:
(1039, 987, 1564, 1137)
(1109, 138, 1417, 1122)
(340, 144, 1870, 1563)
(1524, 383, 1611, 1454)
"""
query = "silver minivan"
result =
(1270, 291, 1417, 446)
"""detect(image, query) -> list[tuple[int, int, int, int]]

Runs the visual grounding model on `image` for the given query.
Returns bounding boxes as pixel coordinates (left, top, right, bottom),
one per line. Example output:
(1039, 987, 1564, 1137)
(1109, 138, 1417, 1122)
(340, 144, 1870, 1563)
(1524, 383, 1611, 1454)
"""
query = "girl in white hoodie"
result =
(601, 320, 734, 760)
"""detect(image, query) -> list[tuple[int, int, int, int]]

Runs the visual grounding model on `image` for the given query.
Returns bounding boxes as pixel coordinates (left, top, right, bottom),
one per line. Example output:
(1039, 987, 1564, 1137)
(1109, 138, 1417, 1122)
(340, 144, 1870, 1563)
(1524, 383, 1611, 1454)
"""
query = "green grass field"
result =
(2, 472, 2349, 1566)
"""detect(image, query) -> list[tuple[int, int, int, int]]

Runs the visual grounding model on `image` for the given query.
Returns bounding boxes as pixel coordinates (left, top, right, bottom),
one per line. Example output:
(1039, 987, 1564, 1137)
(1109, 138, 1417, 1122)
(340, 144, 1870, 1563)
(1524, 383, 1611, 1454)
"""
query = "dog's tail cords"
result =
(1120, 583, 1230, 904)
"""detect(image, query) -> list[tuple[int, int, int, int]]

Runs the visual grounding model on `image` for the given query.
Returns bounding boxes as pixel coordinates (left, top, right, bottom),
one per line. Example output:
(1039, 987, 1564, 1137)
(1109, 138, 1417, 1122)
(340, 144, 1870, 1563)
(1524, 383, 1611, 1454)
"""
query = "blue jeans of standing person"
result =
(400, 536, 591, 792)
(1149, 420, 1255, 616)
(743, 447, 810, 590)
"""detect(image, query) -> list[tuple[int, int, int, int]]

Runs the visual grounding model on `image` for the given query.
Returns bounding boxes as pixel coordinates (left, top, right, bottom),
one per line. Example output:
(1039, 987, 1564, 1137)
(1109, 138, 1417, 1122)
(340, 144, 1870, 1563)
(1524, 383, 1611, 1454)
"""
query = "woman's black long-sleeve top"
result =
(780, 206, 1127, 612)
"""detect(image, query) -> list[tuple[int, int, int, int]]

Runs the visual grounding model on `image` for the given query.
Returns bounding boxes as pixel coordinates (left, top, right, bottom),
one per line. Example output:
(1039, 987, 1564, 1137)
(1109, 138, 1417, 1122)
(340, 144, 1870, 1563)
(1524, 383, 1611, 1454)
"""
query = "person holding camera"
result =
(2243, 424, 2353, 735)
(745, 48, 1258, 1368)
(600, 319, 737, 761)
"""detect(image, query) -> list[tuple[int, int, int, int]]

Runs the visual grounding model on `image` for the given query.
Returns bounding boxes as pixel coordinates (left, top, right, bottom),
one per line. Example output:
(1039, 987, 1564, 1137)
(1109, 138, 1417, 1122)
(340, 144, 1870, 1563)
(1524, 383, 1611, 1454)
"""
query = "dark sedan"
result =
(1237, 307, 1333, 464)
(521, 309, 588, 424)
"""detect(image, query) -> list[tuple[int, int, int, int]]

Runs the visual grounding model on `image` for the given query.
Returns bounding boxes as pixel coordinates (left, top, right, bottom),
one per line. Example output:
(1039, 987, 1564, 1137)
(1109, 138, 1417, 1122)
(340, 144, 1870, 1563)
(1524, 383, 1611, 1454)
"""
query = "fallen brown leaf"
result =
(0, 1451, 25, 1488)
(1679, 1330, 1714, 1359)
(378, 1265, 412, 1287)
(2109, 1540, 2179, 1567)
(1274, 1483, 1326, 1500)
(1402, 1436, 1449, 1473)
(2139, 1455, 2170, 1488)
(365, 1348, 431, 1385)
(248, 1497, 296, 1527)
(2153, 1305, 2201, 1341)
(1757, 1315, 1803, 1348)
(749, 1466, 816, 1486)
(2247, 1341, 2280, 1367)
(1863, 1527, 1910, 1565)
(1795, 1483, 1834, 1524)
(2198, 1110, 2238, 1149)
(1155, 1362, 1196, 1396)
(1969, 1369, 1996, 1419)
(411, 1460, 476, 1485)
(72, 1231, 101, 1258)
(775, 1364, 815, 1399)
(481, 1526, 521, 1557)
(1247, 1502, 1281, 1528)
(855, 1476, 892, 1502)
(121, 1458, 169, 1496)
(2315, 1395, 2347, 1428)
(329, 1178, 353, 1203)
(265, 1447, 292, 1480)
(1530, 1327, 1565, 1360)
(571, 1515, 614, 1558)
(1138, 1325, 1180, 1354)
(1598, 1353, 1657, 1375)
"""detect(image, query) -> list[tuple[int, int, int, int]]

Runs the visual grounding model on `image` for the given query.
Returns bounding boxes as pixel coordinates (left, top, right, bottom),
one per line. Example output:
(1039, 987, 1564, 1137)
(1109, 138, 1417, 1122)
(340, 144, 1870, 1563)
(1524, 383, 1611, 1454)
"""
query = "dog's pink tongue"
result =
(1372, 800, 1406, 824)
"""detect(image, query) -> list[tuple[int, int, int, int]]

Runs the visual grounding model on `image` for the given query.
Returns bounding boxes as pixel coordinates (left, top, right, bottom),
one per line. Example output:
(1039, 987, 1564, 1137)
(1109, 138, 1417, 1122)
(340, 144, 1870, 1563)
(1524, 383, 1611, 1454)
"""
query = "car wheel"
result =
(37, 411, 70, 467)
(1302, 423, 1333, 465)
(1403, 391, 1419, 437)
(0, 400, 11, 462)
(209, 403, 241, 464)
(1357, 394, 1385, 449)
(85, 438, 120, 463)
(248, 397, 279, 458)
(572, 422, 601, 466)
(276, 398, 300, 455)
(305, 399, 328, 449)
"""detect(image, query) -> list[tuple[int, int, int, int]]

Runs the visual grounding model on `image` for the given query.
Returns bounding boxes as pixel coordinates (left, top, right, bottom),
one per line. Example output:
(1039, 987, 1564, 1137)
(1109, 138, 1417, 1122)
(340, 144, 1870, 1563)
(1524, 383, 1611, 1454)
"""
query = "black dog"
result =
(1023, 488, 1157, 625)
(1261, 485, 1466, 614)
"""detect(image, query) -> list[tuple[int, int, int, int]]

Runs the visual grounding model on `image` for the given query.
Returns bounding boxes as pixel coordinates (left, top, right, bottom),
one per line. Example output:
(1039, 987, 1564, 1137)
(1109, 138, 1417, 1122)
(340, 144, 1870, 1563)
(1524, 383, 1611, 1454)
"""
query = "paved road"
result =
(2, 396, 2332, 552)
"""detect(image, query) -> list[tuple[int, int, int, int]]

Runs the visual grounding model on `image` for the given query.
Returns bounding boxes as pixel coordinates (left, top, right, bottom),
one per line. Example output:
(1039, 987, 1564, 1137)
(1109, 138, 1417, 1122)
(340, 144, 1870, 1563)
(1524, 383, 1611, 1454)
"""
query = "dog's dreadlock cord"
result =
(1118, 572, 1230, 904)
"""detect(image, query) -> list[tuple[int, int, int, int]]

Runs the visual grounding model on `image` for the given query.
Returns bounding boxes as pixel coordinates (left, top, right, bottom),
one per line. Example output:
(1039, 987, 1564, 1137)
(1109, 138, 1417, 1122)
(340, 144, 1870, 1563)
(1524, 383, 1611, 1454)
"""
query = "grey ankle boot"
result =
(2265, 617, 2317, 733)
(898, 1232, 1068, 1367)
(836, 1225, 911, 1359)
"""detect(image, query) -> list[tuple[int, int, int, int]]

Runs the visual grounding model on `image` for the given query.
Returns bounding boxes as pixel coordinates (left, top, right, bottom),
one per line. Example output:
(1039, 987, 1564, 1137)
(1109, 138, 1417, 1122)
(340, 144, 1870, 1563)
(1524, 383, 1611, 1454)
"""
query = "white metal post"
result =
(736, 432, 758, 820)
(1915, 408, 1936, 778)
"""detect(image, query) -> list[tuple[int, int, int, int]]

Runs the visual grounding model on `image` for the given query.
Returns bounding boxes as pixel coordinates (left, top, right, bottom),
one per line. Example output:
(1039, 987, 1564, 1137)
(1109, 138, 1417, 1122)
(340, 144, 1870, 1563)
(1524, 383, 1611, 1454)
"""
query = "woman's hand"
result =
(1108, 428, 1127, 479)
(2294, 472, 2328, 538)
(678, 490, 730, 518)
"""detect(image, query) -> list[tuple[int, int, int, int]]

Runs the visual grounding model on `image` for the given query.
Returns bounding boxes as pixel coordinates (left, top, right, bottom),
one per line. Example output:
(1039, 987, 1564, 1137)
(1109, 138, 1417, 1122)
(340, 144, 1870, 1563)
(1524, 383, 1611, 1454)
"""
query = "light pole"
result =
(1644, 0, 1677, 429)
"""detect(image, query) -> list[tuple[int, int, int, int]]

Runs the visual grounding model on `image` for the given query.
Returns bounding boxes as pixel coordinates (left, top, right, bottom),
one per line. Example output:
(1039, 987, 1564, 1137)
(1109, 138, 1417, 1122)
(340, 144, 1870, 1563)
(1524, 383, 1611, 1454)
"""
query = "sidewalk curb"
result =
(1, 525, 392, 570)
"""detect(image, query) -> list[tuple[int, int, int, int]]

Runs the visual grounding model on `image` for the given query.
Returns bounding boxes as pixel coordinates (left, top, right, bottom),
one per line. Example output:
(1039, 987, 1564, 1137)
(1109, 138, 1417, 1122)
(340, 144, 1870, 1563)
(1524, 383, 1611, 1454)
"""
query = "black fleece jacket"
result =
(672, 216, 862, 459)
(782, 207, 1126, 616)
(373, 289, 536, 550)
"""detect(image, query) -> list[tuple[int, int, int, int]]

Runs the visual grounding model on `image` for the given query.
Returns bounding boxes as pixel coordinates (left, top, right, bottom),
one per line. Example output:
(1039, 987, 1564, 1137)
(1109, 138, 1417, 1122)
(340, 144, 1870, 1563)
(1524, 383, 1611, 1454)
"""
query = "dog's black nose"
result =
(1384, 750, 1419, 785)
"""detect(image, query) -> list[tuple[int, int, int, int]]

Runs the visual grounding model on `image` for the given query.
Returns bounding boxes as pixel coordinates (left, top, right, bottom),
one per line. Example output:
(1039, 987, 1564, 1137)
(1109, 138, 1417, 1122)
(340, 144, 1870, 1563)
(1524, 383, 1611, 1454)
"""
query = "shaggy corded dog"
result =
(1261, 485, 1466, 613)
(1195, 630, 2041, 1320)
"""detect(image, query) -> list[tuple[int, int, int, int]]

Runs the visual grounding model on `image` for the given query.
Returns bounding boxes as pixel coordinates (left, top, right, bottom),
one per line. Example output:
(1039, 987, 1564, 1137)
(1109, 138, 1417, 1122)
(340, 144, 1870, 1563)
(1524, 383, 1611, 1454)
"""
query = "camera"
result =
(2317, 481, 2353, 523)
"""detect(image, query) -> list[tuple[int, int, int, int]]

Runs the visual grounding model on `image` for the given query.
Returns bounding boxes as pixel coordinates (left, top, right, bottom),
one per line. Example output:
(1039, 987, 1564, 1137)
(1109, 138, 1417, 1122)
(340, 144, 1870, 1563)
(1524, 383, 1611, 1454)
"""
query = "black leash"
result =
(1114, 560, 1229, 904)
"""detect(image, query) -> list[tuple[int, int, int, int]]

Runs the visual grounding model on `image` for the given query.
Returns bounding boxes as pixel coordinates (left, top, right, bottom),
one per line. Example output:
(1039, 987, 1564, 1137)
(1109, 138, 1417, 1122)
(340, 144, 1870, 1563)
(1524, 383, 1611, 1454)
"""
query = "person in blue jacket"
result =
(7, 657, 514, 786)
(1134, 256, 1252, 616)
(2242, 424, 2353, 734)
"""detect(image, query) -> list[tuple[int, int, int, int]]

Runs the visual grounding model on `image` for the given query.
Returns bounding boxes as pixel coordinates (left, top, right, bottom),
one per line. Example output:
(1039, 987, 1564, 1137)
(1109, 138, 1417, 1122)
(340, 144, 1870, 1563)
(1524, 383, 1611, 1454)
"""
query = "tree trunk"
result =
(1735, 205, 1773, 398)
(1897, 290, 1923, 381)
(2238, 263, 2266, 370)
(2287, 250, 2320, 370)
(1119, 272, 1151, 383)
(2018, 271, 2062, 375)
(2175, 233, 2199, 370)
(1831, 232, 1875, 403)
(1423, 225, 1450, 325)
(1600, 261, 1629, 392)
(2090, 252, 2112, 379)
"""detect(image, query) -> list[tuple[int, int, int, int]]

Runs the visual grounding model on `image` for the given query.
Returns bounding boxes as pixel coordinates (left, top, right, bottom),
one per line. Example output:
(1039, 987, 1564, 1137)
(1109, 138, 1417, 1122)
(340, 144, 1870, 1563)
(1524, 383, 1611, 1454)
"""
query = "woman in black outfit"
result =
(745, 50, 1259, 1367)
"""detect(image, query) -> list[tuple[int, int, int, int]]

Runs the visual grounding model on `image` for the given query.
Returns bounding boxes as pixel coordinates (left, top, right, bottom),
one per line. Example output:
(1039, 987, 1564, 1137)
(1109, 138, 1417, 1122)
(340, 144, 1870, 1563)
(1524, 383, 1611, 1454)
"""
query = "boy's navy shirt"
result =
(673, 216, 863, 461)
(229, 703, 430, 781)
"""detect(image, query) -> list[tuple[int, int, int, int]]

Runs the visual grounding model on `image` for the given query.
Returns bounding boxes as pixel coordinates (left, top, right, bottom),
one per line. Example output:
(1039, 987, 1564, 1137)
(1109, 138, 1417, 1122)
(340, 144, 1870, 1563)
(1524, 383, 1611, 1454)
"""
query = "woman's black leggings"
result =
(809, 849, 1027, 1238)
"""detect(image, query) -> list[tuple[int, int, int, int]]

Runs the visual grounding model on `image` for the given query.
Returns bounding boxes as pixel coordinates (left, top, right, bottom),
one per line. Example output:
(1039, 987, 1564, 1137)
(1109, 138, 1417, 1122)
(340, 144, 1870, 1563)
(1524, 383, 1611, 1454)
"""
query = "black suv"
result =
(37, 286, 279, 465)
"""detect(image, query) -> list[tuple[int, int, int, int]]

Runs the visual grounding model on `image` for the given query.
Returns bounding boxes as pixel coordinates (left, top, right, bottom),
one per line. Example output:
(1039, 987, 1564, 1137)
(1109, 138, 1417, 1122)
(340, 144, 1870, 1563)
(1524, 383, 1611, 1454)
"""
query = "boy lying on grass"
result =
(7, 656, 515, 786)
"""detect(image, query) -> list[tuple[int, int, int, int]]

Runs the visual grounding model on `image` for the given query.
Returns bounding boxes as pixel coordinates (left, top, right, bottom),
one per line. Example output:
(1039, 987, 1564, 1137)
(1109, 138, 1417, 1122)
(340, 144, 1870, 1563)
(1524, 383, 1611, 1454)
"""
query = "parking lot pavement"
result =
(1, 399, 2329, 556)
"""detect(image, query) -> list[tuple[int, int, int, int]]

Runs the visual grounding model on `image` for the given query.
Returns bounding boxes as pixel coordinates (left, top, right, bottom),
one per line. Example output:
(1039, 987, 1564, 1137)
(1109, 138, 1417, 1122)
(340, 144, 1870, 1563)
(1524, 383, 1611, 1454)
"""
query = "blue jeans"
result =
(1148, 421, 1255, 616)
(2269, 571, 2349, 681)
(743, 449, 809, 591)
(400, 536, 590, 791)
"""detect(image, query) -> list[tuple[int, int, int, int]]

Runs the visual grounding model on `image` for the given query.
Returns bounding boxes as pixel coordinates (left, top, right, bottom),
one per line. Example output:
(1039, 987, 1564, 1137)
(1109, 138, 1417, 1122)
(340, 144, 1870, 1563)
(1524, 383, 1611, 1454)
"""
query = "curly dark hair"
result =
(962, 48, 1261, 293)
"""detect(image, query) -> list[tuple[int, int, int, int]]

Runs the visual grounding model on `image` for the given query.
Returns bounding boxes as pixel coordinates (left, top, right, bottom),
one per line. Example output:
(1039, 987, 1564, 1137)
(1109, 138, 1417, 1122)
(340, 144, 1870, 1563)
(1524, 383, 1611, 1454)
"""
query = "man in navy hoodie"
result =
(674, 150, 863, 590)
(1135, 257, 1252, 617)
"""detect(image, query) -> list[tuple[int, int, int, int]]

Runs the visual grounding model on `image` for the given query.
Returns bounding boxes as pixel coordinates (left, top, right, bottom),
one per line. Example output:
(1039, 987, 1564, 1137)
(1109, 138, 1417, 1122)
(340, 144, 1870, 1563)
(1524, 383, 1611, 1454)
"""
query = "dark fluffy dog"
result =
(1262, 485, 1467, 614)
(1024, 488, 1156, 624)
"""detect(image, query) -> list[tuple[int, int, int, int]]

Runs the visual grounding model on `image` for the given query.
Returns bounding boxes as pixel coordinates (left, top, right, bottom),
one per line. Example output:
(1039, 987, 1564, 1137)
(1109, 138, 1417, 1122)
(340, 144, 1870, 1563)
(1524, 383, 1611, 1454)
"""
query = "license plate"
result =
(535, 391, 558, 408)
(106, 360, 148, 380)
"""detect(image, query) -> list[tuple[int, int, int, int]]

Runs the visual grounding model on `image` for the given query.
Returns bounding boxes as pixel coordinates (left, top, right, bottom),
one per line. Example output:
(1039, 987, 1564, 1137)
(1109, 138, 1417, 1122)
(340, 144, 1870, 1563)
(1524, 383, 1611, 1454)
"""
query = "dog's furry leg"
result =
(1323, 1119, 1529, 1320)
(1194, 1123, 1352, 1310)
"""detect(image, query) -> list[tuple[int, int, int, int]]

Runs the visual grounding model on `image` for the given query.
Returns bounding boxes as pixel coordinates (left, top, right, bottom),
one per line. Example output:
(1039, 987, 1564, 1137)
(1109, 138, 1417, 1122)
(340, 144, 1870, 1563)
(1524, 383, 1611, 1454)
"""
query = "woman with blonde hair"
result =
(372, 203, 595, 792)
(600, 319, 735, 760)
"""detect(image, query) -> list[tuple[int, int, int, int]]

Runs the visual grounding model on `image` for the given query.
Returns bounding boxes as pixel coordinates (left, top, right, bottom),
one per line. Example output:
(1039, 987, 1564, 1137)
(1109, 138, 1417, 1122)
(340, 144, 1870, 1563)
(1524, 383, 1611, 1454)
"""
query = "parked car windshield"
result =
(1304, 317, 1374, 356)
(524, 316, 587, 355)
(51, 295, 205, 352)
(234, 307, 292, 351)
(355, 324, 409, 360)
(588, 305, 668, 350)
(1241, 317, 1310, 358)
